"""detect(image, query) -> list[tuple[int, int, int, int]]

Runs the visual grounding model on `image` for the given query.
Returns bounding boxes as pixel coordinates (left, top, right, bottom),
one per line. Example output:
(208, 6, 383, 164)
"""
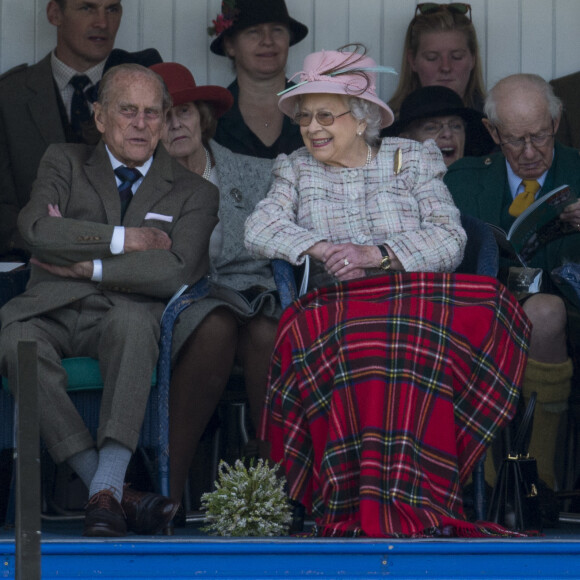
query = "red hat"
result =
(150, 63, 233, 119)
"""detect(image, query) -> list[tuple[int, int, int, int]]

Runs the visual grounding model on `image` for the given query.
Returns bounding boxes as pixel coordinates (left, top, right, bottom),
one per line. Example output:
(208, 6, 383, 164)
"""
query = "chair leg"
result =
(234, 402, 250, 452)
(5, 452, 15, 527)
(472, 454, 487, 521)
(211, 423, 222, 487)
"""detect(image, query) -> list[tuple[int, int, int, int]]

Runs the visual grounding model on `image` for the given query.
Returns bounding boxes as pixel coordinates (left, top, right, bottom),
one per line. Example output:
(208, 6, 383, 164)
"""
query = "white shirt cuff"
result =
(91, 260, 102, 282)
(111, 226, 125, 255)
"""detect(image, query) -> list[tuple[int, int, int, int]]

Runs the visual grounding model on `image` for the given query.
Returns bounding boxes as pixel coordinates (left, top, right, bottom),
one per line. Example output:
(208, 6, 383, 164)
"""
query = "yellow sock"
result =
(521, 357, 573, 489)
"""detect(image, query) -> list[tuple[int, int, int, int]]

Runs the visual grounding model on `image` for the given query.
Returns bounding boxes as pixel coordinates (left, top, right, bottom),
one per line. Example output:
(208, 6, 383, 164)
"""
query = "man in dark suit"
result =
(0, 0, 123, 259)
(551, 71, 580, 150)
(445, 73, 580, 491)
(0, 63, 219, 537)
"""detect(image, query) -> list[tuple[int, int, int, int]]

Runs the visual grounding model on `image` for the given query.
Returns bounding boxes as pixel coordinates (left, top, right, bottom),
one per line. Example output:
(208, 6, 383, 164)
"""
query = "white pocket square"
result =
(144, 212, 173, 223)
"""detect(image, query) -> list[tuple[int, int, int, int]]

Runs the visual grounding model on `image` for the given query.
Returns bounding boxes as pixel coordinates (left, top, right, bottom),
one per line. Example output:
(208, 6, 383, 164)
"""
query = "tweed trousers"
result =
(0, 293, 161, 463)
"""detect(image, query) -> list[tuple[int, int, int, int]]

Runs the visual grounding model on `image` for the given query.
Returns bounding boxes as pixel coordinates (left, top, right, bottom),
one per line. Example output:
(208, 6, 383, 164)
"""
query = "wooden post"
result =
(15, 340, 41, 580)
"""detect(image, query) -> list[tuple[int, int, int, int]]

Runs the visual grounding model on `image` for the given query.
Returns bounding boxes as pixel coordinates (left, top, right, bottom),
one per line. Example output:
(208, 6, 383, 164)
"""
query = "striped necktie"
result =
(114, 166, 142, 219)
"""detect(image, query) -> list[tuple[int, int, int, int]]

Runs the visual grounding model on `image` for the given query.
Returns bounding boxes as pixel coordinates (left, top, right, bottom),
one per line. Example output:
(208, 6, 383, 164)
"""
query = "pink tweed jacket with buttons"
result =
(245, 138, 466, 277)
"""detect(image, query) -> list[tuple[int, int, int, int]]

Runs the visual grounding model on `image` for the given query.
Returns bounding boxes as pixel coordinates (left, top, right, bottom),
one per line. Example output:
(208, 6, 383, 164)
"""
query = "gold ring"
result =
(344, 258, 349, 266)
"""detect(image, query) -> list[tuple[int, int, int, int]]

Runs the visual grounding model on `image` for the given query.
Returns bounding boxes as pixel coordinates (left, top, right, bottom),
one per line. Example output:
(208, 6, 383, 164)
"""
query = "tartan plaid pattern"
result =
(261, 273, 531, 538)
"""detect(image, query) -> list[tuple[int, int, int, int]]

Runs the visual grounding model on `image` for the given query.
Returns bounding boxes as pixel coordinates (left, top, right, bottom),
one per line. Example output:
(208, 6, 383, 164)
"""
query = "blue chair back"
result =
(455, 213, 499, 277)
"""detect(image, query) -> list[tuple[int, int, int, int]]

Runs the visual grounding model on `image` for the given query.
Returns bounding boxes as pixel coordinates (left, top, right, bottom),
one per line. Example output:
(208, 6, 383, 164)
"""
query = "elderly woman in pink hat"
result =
(244, 45, 530, 538)
(246, 43, 465, 287)
(151, 63, 281, 517)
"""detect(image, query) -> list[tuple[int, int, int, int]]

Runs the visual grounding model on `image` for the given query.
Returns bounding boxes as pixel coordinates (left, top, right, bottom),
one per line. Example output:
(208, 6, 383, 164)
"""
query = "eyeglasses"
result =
(293, 110, 352, 127)
(417, 119, 465, 136)
(495, 123, 555, 153)
(415, 3, 472, 21)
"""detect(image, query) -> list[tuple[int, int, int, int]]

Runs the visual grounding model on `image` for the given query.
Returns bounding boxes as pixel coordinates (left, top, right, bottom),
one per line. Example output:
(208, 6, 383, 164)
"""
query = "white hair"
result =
(349, 97, 382, 146)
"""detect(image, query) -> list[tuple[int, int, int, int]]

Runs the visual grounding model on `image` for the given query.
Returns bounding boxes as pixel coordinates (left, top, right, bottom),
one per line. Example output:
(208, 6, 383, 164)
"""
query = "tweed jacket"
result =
(444, 141, 580, 277)
(208, 141, 276, 290)
(170, 141, 278, 359)
(245, 139, 466, 277)
(551, 71, 580, 150)
(0, 53, 68, 256)
(0, 140, 219, 328)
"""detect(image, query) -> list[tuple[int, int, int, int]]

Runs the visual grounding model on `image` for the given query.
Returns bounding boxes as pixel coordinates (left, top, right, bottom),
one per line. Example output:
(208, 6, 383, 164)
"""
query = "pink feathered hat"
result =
(278, 46, 396, 129)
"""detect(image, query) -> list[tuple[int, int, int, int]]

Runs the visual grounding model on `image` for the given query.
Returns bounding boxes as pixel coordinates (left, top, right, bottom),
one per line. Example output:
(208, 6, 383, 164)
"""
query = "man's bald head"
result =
(482, 74, 562, 180)
(484, 74, 561, 129)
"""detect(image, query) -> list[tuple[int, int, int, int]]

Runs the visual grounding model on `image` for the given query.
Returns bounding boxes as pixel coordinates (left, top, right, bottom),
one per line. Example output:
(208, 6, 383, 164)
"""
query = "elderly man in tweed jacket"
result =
(0, 64, 218, 537)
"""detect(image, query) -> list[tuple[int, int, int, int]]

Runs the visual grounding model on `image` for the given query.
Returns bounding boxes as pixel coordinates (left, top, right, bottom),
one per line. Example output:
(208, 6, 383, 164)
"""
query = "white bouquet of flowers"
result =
(200, 458, 293, 537)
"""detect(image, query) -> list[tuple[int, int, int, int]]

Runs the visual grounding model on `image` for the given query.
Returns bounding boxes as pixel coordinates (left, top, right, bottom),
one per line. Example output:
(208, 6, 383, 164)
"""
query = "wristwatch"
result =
(377, 245, 391, 271)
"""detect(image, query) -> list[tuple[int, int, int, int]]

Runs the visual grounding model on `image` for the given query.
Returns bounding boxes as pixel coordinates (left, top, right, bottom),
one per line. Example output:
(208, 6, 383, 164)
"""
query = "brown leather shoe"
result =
(83, 489, 127, 537)
(121, 486, 180, 535)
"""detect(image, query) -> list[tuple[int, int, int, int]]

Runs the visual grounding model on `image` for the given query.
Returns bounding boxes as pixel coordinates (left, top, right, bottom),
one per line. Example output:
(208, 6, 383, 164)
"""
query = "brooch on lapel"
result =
(229, 188, 243, 202)
(393, 148, 402, 175)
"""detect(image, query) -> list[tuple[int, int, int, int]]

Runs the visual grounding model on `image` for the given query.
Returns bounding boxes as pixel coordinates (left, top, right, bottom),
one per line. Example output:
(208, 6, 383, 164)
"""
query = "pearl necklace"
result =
(202, 147, 211, 181)
(364, 144, 372, 166)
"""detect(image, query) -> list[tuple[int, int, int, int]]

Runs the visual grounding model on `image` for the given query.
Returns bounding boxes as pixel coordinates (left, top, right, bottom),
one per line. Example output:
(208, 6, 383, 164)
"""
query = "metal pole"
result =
(15, 340, 41, 580)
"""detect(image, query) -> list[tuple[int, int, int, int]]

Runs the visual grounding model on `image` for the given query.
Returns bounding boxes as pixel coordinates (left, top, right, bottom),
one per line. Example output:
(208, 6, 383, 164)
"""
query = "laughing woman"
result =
(245, 45, 531, 538)
(384, 85, 494, 165)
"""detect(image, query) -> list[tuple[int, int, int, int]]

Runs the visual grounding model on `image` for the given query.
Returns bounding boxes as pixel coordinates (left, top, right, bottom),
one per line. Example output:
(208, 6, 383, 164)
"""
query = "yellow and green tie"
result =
(508, 179, 541, 217)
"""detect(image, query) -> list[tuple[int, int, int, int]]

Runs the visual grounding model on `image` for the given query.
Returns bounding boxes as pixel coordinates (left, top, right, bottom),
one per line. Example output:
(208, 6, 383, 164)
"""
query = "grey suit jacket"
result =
(0, 140, 219, 328)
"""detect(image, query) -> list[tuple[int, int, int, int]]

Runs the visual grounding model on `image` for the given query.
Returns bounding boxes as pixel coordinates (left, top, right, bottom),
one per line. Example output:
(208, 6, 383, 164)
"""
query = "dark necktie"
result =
(114, 166, 142, 219)
(70, 74, 92, 140)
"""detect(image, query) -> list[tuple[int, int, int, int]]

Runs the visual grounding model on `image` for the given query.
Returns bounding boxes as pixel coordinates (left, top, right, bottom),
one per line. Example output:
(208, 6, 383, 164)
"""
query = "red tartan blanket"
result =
(260, 272, 531, 538)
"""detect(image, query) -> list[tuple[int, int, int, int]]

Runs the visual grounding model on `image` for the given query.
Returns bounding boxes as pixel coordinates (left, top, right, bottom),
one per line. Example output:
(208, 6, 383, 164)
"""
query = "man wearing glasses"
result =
(445, 73, 580, 498)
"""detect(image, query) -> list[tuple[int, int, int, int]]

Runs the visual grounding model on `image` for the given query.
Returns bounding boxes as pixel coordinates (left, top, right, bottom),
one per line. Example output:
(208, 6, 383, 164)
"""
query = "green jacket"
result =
(444, 142, 580, 281)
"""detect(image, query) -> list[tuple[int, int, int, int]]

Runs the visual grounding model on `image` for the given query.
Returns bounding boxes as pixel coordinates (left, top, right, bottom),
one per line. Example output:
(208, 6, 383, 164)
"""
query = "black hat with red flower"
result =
(208, 0, 308, 56)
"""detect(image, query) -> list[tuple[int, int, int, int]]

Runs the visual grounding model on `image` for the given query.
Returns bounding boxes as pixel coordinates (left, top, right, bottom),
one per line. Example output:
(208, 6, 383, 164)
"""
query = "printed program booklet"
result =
(487, 184, 578, 265)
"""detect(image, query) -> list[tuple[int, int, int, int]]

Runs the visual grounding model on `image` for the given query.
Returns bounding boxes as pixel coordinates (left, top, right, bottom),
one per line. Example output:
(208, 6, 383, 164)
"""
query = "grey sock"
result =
(67, 448, 98, 489)
(89, 440, 132, 503)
